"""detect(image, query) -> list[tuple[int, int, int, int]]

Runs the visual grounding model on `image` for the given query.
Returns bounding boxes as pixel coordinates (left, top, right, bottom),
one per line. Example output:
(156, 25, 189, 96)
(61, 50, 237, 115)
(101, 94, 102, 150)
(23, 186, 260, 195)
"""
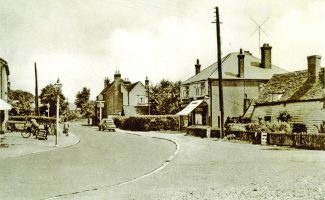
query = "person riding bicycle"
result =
(30, 119, 40, 138)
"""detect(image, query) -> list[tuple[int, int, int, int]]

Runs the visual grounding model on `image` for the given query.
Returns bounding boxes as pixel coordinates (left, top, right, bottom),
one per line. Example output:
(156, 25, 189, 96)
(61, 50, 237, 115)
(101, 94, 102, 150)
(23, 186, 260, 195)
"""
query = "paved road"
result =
(1, 123, 325, 200)
(0, 122, 176, 200)
(61, 130, 325, 200)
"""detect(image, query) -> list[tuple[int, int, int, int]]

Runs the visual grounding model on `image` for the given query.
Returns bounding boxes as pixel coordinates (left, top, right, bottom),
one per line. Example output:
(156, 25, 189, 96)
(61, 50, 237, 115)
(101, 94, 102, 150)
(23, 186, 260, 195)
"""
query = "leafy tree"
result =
(74, 87, 94, 118)
(39, 84, 67, 116)
(82, 100, 95, 118)
(150, 79, 181, 115)
(8, 90, 34, 116)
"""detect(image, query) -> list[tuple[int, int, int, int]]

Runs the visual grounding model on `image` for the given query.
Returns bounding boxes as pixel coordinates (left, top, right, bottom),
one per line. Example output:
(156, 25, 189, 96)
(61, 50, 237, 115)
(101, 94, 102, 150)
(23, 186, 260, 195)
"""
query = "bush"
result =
(113, 115, 179, 131)
(9, 116, 56, 123)
(226, 123, 246, 131)
(226, 121, 292, 134)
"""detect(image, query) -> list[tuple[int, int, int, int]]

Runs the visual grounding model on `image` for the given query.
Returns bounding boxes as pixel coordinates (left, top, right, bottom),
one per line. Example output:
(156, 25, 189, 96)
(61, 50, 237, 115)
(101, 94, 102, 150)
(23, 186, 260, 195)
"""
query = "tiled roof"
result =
(99, 82, 113, 95)
(256, 69, 325, 104)
(99, 80, 144, 98)
(124, 81, 141, 92)
(182, 52, 288, 84)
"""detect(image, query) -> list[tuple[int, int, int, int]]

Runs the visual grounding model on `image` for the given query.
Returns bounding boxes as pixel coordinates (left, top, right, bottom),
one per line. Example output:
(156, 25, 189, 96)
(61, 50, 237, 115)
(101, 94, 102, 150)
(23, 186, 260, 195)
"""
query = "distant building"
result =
(249, 55, 325, 134)
(0, 58, 11, 133)
(178, 44, 288, 128)
(96, 71, 149, 118)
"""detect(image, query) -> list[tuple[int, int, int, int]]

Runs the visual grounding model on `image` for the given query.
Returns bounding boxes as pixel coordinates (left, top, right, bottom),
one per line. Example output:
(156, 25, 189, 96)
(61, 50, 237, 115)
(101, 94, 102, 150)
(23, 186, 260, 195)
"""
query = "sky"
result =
(0, 0, 324, 101)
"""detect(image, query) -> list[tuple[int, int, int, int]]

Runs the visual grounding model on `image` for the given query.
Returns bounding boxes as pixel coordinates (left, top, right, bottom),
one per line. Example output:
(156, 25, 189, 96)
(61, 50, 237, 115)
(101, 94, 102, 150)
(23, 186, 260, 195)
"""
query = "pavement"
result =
(0, 129, 80, 159)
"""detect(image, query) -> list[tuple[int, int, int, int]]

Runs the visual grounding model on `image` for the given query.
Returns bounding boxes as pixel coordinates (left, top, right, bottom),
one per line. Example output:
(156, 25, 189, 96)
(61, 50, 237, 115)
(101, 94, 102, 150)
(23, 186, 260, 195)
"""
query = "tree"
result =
(82, 100, 95, 118)
(74, 87, 94, 118)
(8, 90, 34, 116)
(39, 84, 67, 116)
(150, 79, 181, 115)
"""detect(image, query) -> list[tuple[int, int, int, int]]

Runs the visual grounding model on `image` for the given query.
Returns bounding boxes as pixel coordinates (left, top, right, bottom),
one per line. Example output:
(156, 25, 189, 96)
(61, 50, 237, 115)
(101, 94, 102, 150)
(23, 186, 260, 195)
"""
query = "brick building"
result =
(178, 44, 287, 128)
(96, 71, 149, 118)
(249, 55, 325, 134)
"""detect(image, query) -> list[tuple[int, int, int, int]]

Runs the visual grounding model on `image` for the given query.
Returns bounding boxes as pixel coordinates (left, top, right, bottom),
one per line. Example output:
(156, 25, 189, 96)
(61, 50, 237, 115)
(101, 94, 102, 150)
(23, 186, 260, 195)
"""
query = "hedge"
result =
(9, 116, 56, 123)
(113, 115, 179, 131)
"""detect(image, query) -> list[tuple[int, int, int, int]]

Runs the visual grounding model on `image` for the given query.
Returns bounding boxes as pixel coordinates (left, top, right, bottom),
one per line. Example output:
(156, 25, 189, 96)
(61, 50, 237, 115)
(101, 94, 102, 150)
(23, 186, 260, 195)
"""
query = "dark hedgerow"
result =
(113, 115, 179, 132)
(9, 116, 56, 123)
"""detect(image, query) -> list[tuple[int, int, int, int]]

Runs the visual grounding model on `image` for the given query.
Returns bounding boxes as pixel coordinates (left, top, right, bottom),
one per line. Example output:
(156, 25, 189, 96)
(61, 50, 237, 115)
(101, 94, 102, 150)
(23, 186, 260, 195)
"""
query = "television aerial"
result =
(249, 17, 269, 52)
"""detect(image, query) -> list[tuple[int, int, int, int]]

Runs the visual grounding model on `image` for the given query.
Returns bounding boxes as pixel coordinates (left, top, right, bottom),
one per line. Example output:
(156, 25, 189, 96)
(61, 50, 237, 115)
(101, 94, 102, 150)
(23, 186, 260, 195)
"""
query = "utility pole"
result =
(145, 76, 150, 115)
(34, 62, 39, 116)
(214, 7, 225, 138)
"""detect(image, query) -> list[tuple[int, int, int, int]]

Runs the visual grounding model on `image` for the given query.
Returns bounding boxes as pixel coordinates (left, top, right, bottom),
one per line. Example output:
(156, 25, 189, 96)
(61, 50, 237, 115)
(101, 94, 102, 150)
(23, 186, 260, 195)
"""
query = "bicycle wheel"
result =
(21, 130, 31, 138)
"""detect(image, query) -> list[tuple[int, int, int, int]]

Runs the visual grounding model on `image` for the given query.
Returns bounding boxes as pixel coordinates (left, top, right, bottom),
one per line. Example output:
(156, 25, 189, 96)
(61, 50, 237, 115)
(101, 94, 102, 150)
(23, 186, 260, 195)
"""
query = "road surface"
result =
(1, 122, 325, 200)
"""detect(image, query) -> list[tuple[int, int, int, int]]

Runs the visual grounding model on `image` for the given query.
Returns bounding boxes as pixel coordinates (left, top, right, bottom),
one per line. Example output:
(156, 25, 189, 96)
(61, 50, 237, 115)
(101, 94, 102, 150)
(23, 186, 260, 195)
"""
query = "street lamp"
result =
(54, 78, 62, 147)
(46, 103, 50, 117)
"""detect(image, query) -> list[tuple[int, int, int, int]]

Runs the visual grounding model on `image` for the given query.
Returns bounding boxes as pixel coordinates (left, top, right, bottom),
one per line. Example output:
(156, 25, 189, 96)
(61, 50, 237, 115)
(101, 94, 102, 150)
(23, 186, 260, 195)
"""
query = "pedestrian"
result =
(63, 120, 69, 136)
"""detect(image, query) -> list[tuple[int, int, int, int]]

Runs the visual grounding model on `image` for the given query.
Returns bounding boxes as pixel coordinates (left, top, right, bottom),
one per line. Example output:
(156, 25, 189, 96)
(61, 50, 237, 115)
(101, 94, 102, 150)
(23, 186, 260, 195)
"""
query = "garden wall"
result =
(186, 126, 220, 138)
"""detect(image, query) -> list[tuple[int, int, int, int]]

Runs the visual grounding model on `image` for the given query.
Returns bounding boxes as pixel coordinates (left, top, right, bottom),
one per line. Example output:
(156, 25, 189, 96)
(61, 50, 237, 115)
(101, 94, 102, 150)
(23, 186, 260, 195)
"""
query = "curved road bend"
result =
(0, 122, 177, 200)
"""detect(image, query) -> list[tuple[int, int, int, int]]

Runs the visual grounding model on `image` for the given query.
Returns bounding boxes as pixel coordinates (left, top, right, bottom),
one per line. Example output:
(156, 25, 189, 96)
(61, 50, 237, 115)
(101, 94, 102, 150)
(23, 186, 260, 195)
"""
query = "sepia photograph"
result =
(0, 0, 324, 199)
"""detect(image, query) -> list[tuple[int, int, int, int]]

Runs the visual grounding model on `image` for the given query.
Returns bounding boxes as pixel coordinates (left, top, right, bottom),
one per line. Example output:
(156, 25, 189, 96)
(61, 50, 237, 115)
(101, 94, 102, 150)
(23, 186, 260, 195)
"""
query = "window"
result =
(195, 82, 205, 97)
(268, 93, 283, 102)
(182, 86, 189, 98)
(137, 95, 146, 104)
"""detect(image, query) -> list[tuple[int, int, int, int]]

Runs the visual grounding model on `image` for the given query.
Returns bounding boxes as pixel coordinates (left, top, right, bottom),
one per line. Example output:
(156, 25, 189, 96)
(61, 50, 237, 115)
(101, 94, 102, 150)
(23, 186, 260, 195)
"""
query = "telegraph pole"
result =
(214, 7, 225, 138)
(34, 62, 39, 116)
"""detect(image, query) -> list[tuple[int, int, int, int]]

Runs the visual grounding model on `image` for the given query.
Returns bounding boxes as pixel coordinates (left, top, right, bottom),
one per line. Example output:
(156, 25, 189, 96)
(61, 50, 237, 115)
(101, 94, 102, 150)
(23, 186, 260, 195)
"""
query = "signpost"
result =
(261, 131, 267, 145)
(96, 94, 105, 122)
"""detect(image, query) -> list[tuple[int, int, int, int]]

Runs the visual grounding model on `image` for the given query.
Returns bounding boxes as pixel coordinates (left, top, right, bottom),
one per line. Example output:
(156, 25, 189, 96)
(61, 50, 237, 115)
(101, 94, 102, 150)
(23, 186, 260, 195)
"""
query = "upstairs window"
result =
(195, 82, 205, 97)
(137, 95, 147, 104)
(182, 86, 189, 98)
(268, 93, 283, 102)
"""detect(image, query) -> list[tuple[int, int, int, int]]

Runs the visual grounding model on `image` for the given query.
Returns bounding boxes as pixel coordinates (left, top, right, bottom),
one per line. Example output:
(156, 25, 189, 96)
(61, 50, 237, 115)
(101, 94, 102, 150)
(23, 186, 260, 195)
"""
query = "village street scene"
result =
(0, 0, 324, 199)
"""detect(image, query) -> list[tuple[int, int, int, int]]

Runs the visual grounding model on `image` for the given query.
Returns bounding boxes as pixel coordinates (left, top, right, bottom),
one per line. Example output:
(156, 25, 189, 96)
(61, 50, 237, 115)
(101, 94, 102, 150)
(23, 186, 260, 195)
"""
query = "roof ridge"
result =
(182, 53, 232, 84)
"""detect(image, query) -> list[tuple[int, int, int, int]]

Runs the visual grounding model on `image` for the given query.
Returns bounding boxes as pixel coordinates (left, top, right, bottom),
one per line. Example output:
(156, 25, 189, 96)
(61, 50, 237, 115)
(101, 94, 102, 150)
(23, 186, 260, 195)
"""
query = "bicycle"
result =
(20, 122, 39, 139)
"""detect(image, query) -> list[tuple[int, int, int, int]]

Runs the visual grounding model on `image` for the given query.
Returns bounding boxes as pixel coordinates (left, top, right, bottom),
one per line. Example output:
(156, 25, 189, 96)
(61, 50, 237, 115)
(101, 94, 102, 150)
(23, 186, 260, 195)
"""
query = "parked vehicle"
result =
(98, 118, 116, 132)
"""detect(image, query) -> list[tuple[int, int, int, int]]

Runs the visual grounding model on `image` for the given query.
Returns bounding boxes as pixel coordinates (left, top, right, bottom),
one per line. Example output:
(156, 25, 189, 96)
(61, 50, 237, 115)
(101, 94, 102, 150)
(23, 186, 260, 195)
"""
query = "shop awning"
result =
(0, 99, 12, 110)
(176, 100, 204, 116)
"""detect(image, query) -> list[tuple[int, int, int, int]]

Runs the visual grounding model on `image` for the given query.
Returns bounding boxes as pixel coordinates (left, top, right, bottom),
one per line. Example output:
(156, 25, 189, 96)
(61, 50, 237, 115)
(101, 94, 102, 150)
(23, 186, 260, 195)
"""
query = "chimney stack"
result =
(260, 43, 272, 69)
(195, 59, 201, 75)
(307, 55, 322, 83)
(104, 77, 110, 87)
(114, 70, 121, 81)
(237, 48, 245, 78)
(145, 76, 149, 89)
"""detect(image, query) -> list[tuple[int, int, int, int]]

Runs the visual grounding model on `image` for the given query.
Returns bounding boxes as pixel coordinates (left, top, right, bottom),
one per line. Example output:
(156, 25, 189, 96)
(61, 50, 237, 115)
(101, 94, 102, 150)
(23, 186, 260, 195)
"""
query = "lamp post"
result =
(54, 78, 62, 147)
(46, 103, 50, 117)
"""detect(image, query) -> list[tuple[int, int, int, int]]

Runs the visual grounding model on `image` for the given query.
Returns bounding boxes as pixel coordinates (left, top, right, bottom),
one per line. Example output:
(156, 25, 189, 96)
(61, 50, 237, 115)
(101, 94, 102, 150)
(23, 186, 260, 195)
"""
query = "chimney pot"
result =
(195, 59, 201, 75)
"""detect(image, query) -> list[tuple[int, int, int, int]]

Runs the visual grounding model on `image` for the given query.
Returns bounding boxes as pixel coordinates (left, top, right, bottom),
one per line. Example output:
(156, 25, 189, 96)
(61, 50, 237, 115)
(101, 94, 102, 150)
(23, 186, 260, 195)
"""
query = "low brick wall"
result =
(186, 126, 220, 138)
(268, 133, 325, 150)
